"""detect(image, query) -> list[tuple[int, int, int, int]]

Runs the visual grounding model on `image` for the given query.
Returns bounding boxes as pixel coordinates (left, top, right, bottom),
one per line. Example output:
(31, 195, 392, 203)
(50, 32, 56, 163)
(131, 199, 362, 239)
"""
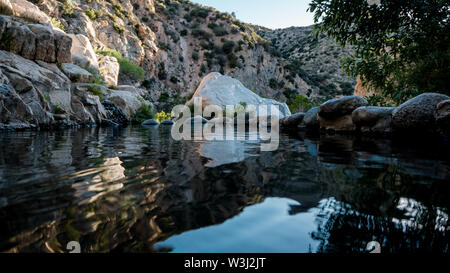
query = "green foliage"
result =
(53, 105, 65, 114)
(288, 94, 316, 113)
(132, 104, 155, 124)
(51, 18, 65, 32)
(191, 28, 213, 40)
(156, 111, 172, 123)
(192, 51, 199, 61)
(85, 9, 96, 19)
(366, 94, 394, 107)
(96, 49, 145, 81)
(222, 40, 235, 54)
(207, 23, 228, 36)
(87, 85, 103, 98)
(119, 58, 145, 81)
(113, 4, 128, 19)
(309, 0, 450, 104)
(113, 24, 125, 34)
(190, 7, 210, 18)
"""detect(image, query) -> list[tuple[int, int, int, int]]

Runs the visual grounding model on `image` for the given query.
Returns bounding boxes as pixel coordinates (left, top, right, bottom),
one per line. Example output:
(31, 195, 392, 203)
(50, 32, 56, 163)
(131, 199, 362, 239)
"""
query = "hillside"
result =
(0, 0, 360, 130)
(256, 25, 356, 100)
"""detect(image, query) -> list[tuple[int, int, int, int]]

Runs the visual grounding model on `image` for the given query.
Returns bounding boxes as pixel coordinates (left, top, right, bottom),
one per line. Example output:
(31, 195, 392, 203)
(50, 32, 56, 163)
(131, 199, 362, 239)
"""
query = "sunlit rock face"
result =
(187, 72, 291, 118)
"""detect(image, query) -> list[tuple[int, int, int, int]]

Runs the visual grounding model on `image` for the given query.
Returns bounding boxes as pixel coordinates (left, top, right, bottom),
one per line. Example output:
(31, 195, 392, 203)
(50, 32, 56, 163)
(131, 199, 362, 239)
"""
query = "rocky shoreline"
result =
(280, 93, 450, 138)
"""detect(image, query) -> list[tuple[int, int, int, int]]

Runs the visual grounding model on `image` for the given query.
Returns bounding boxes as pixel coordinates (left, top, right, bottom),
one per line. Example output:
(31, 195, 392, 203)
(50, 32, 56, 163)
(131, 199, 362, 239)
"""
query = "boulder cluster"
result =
(280, 94, 450, 136)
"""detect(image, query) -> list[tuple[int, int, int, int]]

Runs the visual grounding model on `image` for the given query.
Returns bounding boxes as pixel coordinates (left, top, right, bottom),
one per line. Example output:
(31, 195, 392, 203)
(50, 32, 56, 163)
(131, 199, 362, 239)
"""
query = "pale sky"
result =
(190, 0, 315, 29)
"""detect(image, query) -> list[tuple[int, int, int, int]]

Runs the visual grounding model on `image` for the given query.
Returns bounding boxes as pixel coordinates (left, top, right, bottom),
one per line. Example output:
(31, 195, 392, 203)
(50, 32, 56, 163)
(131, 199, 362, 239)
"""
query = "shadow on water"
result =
(0, 126, 448, 253)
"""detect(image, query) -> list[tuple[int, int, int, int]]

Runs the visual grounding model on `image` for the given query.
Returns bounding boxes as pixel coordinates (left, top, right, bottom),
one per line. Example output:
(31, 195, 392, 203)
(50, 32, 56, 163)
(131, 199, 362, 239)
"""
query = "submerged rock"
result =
(186, 72, 291, 118)
(142, 119, 159, 126)
(318, 96, 368, 131)
(160, 120, 174, 125)
(352, 106, 394, 134)
(392, 93, 450, 134)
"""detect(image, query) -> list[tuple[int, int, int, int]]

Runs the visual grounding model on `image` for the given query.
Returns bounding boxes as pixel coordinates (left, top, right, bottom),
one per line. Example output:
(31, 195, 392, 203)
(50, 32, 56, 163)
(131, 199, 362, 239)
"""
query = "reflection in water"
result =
(0, 127, 448, 253)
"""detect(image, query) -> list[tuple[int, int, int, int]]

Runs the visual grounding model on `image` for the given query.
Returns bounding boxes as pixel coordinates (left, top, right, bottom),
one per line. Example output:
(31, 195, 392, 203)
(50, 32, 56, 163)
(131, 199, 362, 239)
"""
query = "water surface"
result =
(0, 126, 449, 253)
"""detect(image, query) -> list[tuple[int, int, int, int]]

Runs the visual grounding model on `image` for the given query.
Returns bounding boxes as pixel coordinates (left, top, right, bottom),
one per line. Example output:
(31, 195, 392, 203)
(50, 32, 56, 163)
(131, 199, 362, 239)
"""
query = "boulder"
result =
(0, 16, 71, 63)
(352, 106, 394, 134)
(28, 24, 55, 63)
(0, 17, 36, 58)
(301, 106, 319, 131)
(53, 29, 72, 64)
(61, 63, 94, 83)
(106, 89, 151, 120)
(160, 119, 174, 125)
(392, 93, 450, 133)
(102, 100, 128, 125)
(280, 113, 305, 129)
(142, 119, 158, 126)
(318, 96, 368, 131)
(10, 0, 51, 25)
(435, 99, 450, 134)
(97, 54, 119, 87)
(69, 34, 99, 73)
(186, 72, 291, 118)
(0, 0, 14, 16)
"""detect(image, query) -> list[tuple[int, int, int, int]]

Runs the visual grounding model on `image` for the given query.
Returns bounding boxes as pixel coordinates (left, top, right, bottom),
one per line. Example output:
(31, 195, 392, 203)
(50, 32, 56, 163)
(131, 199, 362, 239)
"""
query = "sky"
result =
(190, 0, 315, 29)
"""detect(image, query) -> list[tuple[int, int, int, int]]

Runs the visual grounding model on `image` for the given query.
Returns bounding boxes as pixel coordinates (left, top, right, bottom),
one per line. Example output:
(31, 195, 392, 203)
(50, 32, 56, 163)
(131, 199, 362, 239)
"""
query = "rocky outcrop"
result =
(392, 93, 450, 134)
(352, 106, 394, 134)
(302, 106, 319, 131)
(61, 63, 94, 83)
(97, 55, 119, 87)
(318, 96, 368, 131)
(10, 0, 50, 25)
(0, 0, 14, 16)
(0, 16, 71, 63)
(69, 34, 99, 73)
(187, 72, 291, 118)
(280, 113, 304, 129)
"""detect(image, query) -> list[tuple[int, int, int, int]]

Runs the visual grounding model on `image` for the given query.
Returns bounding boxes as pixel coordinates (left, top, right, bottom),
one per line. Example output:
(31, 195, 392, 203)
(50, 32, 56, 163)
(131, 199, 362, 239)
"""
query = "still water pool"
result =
(0, 126, 449, 253)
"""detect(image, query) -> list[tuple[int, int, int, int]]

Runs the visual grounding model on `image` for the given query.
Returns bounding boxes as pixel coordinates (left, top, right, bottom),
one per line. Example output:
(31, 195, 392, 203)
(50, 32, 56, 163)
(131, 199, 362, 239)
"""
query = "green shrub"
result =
(227, 53, 238, 69)
(85, 9, 96, 19)
(222, 40, 235, 54)
(119, 58, 145, 81)
(113, 24, 125, 34)
(51, 18, 65, 32)
(96, 49, 145, 81)
(207, 23, 228, 36)
(132, 103, 155, 124)
(53, 105, 65, 114)
(191, 28, 213, 40)
(87, 85, 103, 98)
(190, 7, 210, 18)
(289, 94, 314, 113)
(192, 51, 199, 61)
(180, 29, 188, 36)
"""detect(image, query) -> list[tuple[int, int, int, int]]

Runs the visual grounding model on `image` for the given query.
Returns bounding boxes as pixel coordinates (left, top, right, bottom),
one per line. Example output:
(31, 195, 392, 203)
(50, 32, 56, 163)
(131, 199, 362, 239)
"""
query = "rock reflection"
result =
(0, 127, 448, 253)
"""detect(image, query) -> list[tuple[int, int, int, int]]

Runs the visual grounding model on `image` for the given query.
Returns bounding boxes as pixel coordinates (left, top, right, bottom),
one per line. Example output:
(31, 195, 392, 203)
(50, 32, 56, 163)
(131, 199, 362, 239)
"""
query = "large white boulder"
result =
(186, 72, 291, 118)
